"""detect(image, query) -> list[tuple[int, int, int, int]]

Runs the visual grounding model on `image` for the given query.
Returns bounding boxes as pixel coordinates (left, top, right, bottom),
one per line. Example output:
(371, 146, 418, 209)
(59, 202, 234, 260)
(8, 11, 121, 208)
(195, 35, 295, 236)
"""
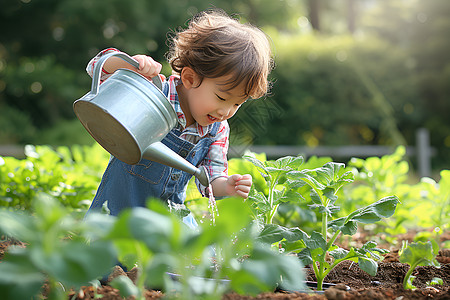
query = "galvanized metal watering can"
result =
(73, 52, 210, 186)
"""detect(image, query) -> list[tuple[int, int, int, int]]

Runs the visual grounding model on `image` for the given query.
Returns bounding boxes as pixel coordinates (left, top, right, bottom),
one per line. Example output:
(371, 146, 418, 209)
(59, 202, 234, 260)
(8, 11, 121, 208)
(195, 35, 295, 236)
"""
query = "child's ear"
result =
(180, 67, 200, 89)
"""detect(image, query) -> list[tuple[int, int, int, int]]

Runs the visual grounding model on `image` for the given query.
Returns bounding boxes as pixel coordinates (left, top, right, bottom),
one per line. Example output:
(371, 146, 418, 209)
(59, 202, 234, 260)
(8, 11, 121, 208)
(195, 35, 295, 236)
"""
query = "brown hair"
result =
(167, 9, 273, 99)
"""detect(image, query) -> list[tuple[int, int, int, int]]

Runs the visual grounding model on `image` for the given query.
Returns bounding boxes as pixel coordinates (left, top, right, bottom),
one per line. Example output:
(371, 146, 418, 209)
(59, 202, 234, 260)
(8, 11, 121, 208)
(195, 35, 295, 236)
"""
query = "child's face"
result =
(183, 75, 247, 127)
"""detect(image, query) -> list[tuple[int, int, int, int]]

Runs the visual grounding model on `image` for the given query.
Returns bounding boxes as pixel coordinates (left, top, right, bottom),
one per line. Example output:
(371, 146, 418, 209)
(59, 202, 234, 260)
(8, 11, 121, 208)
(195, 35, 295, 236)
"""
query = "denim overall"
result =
(86, 81, 220, 229)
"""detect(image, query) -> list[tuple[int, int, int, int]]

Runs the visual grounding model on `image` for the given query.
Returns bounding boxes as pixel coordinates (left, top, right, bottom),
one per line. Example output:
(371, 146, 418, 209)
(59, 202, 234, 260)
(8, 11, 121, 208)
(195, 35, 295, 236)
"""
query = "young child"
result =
(85, 9, 272, 229)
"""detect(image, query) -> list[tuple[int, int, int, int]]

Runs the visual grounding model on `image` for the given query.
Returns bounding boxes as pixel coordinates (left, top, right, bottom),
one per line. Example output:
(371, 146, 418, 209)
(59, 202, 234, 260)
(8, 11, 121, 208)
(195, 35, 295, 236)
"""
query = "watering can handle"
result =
(90, 52, 163, 96)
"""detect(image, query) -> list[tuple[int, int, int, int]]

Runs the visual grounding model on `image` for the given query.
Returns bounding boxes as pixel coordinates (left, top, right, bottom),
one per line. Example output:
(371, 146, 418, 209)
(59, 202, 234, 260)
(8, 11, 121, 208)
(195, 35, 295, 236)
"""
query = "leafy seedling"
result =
(246, 155, 399, 291)
(243, 154, 305, 224)
(427, 277, 443, 286)
(399, 240, 440, 290)
(0, 193, 117, 299)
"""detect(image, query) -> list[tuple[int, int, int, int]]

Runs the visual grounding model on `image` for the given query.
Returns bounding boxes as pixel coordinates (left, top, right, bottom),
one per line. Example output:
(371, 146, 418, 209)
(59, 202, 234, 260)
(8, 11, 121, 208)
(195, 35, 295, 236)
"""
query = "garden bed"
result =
(1, 231, 448, 300)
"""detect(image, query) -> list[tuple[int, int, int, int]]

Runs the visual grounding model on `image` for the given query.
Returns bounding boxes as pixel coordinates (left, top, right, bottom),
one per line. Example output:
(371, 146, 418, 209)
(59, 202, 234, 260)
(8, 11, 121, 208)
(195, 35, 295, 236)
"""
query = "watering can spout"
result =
(143, 142, 210, 187)
(193, 167, 210, 188)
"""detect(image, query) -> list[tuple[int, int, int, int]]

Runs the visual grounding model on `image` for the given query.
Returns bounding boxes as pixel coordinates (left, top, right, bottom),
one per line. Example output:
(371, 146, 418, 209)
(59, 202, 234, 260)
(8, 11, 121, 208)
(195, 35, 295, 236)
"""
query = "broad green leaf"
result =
(323, 188, 338, 204)
(229, 268, 271, 295)
(229, 269, 271, 295)
(0, 211, 36, 242)
(303, 232, 327, 255)
(238, 246, 306, 293)
(265, 166, 285, 174)
(399, 241, 440, 268)
(310, 189, 322, 204)
(83, 212, 117, 239)
(145, 253, 178, 288)
(127, 207, 180, 253)
(312, 163, 353, 192)
(286, 156, 304, 169)
(310, 247, 325, 263)
(248, 190, 268, 204)
(328, 196, 399, 235)
(349, 196, 399, 222)
(399, 241, 440, 290)
(329, 247, 349, 260)
(285, 178, 307, 189)
(280, 239, 306, 253)
(309, 203, 340, 216)
(363, 241, 377, 249)
(30, 240, 117, 287)
(358, 257, 377, 276)
(114, 240, 151, 270)
(238, 249, 284, 293)
(358, 241, 388, 260)
(110, 275, 140, 298)
(287, 170, 326, 190)
(427, 277, 443, 286)
(0, 249, 45, 300)
(274, 155, 304, 170)
(272, 189, 284, 204)
(33, 193, 67, 228)
(257, 224, 306, 244)
(247, 190, 270, 214)
(297, 248, 313, 265)
(329, 247, 361, 271)
(275, 253, 306, 292)
(314, 162, 345, 185)
(243, 155, 268, 176)
(328, 217, 355, 235)
(280, 189, 303, 204)
(107, 210, 136, 241)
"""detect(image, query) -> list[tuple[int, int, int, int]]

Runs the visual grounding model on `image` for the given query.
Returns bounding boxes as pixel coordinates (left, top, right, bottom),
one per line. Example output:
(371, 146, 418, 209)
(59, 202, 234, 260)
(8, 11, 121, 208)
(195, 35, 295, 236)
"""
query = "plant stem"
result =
(312, 261, 323, 290)
(403, 260, 421, 289)
(317, 276, 324, 291)
(267, 177, 277, 224)
(326, 230, 341, 250)
(321, 212, 327, 238)
(268, 204, 279, 224)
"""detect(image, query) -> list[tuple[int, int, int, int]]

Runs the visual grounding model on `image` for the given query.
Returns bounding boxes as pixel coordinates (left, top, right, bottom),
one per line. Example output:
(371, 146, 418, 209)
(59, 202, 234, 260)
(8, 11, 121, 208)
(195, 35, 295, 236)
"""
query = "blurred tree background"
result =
(1, 0, 449, 173)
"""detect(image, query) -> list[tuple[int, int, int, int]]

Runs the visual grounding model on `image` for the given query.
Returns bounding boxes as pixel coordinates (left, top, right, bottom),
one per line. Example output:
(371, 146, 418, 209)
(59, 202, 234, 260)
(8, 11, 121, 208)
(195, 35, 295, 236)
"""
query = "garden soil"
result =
(1, 230, 449, 300)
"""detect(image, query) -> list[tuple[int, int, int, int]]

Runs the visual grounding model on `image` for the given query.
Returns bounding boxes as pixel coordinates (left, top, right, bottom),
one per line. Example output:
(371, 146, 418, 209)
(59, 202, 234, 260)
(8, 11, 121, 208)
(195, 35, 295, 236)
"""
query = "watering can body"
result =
(73, 52, 210, 186)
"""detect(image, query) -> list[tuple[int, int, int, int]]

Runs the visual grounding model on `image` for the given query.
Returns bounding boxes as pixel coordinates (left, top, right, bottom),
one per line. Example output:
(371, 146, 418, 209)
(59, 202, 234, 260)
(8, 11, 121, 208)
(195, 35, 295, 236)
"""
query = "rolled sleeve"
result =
(196, 121, 229, 195)
(85, 48, 121, 82)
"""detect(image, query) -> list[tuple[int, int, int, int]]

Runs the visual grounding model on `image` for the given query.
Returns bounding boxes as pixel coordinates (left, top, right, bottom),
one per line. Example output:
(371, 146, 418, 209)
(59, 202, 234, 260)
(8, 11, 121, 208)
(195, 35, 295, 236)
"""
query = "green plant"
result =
(0, 144, 108, 211)
(399, 240, 441, 290)
(244, 154, 399, 291)
(240, 153, 332, 228)
(0, 193, 306, 299)
(0, 193, 117, 299)
(343, 146, 409, 215)
(426, 277, 443, 286)
(414, 170, 450, 242)
(242, 154, 305, 224)
(103, 197, 306, 299)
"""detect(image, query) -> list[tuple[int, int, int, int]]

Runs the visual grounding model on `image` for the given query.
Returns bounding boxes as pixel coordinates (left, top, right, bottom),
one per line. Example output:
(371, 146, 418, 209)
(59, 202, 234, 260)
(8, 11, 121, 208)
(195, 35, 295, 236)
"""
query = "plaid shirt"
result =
(86, 48, 229, 190)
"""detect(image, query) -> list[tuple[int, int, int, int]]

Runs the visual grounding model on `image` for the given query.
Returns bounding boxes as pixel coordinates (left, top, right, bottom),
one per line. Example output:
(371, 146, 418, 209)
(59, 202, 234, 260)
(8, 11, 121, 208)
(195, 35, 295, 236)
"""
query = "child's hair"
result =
(167, 9, 273, 99)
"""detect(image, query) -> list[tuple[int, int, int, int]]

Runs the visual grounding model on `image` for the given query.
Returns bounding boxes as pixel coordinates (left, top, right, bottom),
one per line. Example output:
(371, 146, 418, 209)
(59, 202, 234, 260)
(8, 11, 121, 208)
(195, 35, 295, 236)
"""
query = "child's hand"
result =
(132, 54, 162, 79)
(226, 174, 252, 198)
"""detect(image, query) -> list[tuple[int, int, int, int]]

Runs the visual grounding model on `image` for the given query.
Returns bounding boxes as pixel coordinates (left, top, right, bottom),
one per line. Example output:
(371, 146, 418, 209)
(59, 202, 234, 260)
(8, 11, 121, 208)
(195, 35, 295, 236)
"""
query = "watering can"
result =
(73, 52, 210, 186)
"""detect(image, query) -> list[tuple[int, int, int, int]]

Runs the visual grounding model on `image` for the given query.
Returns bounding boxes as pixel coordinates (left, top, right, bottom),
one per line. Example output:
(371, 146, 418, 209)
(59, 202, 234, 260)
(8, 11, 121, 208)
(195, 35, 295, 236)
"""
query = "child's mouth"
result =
(207, 115, 217, 122)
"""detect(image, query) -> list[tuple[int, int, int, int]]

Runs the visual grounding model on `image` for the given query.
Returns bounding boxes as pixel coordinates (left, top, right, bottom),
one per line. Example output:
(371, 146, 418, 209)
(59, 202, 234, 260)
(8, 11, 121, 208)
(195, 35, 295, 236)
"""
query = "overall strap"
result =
(209, 121, 222, 137)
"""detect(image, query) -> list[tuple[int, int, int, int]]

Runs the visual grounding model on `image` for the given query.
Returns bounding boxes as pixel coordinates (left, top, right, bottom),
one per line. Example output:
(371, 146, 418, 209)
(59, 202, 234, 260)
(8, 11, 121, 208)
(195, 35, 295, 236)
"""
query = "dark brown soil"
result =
(1, 231, 449, 300)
